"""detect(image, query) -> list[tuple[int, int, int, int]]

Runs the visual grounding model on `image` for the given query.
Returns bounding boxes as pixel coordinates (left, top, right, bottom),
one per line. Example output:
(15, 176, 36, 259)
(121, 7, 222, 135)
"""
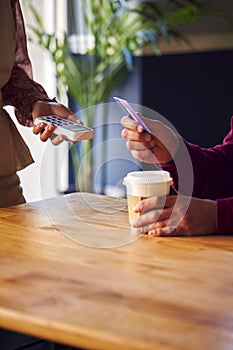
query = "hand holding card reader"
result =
(34, 115, 94, 142)
(114, 96, 151, 133)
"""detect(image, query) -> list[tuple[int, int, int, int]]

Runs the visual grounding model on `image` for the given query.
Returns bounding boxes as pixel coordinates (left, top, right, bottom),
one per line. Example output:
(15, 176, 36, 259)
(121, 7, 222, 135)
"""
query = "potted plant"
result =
(24, 0, 231, 192)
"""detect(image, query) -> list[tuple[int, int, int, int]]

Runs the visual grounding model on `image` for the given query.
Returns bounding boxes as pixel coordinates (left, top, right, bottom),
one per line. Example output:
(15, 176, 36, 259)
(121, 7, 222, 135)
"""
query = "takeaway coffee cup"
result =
(123, 170, 173, 224)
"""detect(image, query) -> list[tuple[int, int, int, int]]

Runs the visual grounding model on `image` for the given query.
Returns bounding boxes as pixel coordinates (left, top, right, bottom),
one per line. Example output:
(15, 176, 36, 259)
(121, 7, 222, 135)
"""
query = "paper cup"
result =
(123, 170, 173, 223)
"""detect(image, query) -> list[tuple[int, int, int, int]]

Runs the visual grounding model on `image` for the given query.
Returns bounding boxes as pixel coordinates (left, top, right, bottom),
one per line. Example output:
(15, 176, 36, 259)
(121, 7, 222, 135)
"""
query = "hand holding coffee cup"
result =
(123, 170, 173, 225)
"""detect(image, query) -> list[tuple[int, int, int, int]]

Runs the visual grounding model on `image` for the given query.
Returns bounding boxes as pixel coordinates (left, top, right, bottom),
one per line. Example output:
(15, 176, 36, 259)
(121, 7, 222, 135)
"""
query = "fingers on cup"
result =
(148, 225, 177, 237)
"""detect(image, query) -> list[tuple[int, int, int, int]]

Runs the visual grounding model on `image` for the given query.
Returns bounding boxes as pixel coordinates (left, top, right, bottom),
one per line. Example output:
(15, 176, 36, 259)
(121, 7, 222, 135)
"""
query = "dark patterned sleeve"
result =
(1, 0, 54, 126)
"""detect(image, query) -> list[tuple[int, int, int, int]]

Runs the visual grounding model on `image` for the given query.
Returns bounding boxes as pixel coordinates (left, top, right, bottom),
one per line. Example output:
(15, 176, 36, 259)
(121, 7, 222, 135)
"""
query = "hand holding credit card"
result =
(114, 97, 151, 133)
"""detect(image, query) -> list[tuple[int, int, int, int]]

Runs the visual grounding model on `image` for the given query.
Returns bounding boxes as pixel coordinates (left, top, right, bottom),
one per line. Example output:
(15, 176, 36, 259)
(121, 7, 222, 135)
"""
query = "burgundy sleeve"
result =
(216, 198, 233, 234)
(163, 116, 233, 234)
(163, 116, 233, 201)
(1, 0, 52, 126)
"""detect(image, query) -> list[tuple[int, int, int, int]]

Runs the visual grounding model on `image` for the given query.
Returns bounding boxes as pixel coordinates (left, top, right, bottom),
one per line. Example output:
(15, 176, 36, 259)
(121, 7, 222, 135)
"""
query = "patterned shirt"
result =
(1, 0, 53, 126)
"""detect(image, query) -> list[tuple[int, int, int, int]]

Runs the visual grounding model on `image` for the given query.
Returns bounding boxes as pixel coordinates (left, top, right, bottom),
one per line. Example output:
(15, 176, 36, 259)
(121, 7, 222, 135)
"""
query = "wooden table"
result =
(0, 192, 233, 350)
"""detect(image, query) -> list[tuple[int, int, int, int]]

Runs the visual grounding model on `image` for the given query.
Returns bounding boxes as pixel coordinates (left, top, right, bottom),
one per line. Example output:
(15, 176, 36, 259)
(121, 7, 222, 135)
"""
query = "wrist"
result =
(162, 135, 182, 166)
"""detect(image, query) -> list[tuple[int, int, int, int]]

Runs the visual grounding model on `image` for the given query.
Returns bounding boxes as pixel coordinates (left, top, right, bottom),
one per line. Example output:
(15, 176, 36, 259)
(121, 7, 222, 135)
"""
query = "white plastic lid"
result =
(123, 170, 172, 185)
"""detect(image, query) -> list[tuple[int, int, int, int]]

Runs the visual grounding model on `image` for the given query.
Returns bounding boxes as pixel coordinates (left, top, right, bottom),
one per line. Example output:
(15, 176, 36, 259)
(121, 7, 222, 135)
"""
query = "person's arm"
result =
(163, 117, 233, 200)
(122, 114, 233, 200)
(2, 1, 78, 145)
(131, 193, 233, 236)
(2, 0, 52, 126)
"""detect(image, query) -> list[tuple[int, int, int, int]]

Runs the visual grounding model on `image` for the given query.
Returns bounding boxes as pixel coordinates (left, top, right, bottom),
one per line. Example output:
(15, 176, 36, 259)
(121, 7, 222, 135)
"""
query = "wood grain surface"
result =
(0, 192, 233, 350)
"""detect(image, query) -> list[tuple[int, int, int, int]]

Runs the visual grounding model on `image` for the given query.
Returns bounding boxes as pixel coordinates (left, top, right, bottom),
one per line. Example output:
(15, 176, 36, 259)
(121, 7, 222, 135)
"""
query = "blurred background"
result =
(9, 0, 233, 202)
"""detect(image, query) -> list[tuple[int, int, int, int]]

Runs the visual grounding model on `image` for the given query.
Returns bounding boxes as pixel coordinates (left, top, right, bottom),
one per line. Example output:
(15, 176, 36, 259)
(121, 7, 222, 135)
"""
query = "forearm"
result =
(2, 65, 52, 126)
(163, 138, 233, 200)
(2, 0, 53, 126)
